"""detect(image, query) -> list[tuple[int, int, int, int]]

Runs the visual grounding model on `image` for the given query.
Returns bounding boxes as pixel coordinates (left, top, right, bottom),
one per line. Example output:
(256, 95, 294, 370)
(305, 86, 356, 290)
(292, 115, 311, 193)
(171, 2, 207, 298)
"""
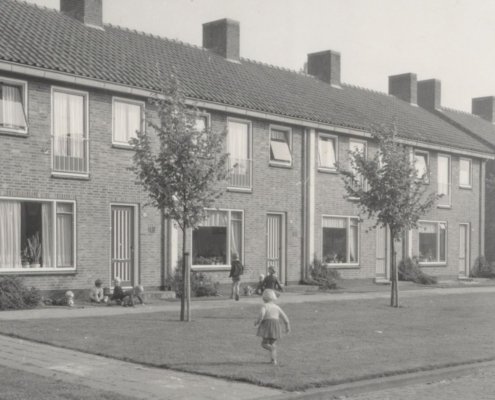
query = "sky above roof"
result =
(25, 0, 495, 114)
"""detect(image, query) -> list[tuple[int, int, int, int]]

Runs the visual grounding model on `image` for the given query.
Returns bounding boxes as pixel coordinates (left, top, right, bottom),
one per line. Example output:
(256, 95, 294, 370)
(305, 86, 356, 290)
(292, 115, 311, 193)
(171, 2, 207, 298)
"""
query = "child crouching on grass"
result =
(254, 289, 290, 365)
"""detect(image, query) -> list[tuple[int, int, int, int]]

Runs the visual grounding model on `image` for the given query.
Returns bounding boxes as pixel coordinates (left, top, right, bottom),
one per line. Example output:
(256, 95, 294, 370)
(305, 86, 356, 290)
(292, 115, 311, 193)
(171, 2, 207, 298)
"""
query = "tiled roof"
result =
(439, 108, 495, 148)
(0, 0, 492, 155)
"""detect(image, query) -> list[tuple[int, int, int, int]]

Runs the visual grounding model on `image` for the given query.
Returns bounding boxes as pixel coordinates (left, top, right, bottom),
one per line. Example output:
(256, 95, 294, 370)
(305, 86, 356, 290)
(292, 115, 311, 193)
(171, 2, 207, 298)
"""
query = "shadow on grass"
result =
(166, 361, 268, 368)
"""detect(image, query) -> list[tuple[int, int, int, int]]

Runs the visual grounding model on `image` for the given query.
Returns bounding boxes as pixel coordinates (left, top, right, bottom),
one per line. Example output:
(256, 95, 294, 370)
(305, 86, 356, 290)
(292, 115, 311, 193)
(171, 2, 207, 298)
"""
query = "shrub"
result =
(303, 258, 341, 290)
(0, 277, 41, 310)
(398, 257, 437, 285)
(164, 268, 219, 298)
(470, 256, 495, 278)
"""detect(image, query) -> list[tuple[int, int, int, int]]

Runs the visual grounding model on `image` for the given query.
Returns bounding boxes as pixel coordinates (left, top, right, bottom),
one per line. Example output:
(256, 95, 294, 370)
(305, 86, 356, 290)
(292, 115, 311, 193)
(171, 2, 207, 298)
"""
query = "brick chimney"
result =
(61, 0, 103, 28)
(417, 79, 441, 110)
(472, 97, 495, 123)
(388, 73, 417, 105)
(203, 19, 240, 61)
(307, 50, 341, 87)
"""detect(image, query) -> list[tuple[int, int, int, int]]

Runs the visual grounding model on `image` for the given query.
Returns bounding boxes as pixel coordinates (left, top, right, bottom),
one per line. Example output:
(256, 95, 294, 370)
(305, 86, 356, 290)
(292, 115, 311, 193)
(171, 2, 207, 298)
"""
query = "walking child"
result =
(254, 289, 290, 365)
(229, 253, 244, 301)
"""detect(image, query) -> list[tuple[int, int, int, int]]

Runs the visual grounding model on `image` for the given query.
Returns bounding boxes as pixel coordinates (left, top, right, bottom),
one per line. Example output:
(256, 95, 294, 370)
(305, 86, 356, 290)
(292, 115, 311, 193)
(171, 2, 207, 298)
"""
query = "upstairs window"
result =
(437, 154, 451, 207)
(113, 98, 144, 146)
(459, 158, 472, 188)
(414, 150, 429, 183)
(227, 119, 252, 190)
(0, 79, 27, 134)
(318, 133, 338, 171)
(349, 140, 367, 189)
(269, 126, 292, 166)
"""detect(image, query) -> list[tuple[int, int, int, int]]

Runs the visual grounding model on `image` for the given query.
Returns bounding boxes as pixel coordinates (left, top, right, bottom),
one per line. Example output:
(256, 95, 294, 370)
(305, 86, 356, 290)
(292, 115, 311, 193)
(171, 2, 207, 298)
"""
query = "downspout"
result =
(160, 211, 166, 290)
(303, 128, 316, 279)
(480, 159, 486, 260)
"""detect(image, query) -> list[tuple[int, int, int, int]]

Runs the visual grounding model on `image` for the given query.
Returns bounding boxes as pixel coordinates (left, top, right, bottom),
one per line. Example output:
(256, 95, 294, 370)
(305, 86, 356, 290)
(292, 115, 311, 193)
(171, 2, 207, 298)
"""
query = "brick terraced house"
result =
(0, 0, 493, 293)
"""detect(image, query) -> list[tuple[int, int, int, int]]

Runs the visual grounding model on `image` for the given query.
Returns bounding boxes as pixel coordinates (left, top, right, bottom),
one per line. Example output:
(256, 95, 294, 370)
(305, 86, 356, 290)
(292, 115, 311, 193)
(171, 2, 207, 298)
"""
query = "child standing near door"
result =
(261, 266, 284, 293)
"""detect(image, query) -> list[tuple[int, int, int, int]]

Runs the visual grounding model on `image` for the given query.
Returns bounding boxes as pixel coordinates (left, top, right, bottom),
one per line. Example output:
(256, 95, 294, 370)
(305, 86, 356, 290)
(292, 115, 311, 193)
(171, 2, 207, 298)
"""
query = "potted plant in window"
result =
(27, 232, 42, 268)
(21, 247, 30, 268)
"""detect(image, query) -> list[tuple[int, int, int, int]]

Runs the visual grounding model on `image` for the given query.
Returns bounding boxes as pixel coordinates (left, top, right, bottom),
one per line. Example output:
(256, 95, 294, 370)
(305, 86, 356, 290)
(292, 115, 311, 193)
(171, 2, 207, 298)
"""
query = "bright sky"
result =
(25, 0, 495, 112)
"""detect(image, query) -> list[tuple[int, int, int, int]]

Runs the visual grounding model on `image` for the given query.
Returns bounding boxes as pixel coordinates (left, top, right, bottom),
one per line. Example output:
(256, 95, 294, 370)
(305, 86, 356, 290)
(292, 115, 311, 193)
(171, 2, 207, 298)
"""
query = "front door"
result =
(266, 213, 285, 284)
(375, 226, 389, 282)
(111, 205, 135, 287)
(459, 224, 470, 278)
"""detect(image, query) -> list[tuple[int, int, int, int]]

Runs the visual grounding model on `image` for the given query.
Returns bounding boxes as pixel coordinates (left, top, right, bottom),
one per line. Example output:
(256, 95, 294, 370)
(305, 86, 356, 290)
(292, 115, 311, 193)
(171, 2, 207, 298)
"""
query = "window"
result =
(318, 133, 338, 171)
(322, 216, 359, 265)
(269, 126, 292, 166)
(349, 140, 367, 189)
(195, 115, 209, 133)
(437, 154, 451, 207)
(459, 158, 472, 188)
(0, 78, 28, 134)
(52, 88, 88, 175)
(113, 98, 144, 145)
(0, 199, 75, 270)
(192, 210, 243, 266)
(414, 150, 429, 183)
(227, 119, 252, 189)
(418, 221, 446, 263)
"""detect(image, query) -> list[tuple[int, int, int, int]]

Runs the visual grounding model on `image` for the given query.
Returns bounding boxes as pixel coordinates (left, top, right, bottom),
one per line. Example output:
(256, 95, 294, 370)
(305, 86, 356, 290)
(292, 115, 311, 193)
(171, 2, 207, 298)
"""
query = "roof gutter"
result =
(1, 60, 493, 160)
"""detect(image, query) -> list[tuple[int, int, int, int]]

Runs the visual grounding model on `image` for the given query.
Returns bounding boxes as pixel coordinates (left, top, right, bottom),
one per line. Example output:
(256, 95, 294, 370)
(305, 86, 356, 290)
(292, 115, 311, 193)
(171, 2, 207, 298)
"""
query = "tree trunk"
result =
(390, 231, 399, 307)
(180, 227, 186, 321)
(185, 251, 191, 322)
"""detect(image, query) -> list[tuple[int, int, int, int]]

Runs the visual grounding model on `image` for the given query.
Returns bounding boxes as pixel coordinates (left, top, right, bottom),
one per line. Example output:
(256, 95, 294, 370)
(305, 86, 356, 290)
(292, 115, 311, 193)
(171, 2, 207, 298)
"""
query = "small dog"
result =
(48, 290, 75, 307)
(243, 285, 255, 296)
(122, 285, 145, 307)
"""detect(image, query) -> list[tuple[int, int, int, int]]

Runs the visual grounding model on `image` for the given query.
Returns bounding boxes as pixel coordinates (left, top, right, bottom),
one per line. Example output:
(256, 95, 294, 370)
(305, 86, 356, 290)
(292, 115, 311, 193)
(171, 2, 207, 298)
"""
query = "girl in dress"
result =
(254, 289, 291, 365)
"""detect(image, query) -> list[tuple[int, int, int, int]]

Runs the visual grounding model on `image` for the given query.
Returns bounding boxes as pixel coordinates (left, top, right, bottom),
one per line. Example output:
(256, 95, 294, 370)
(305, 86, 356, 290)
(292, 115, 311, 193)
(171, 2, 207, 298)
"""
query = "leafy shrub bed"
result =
(303, 258, 341, 290)
(470, 256, 495, 278)
(0, 277, 41, 310)
(398, 257, 437, 285)
(164, 268, 219, 298)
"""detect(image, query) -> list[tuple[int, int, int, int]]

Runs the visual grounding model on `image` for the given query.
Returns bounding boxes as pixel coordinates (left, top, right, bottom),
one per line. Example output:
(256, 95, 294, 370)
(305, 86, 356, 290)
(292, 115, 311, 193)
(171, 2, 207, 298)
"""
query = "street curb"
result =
(260, 358, 495, 400)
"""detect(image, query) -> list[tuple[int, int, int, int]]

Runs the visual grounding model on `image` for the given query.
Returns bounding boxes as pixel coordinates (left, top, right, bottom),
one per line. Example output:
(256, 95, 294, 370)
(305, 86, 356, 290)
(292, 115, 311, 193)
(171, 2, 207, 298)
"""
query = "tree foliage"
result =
(338, 126, 439, 306)
(130, 75, 228, 320)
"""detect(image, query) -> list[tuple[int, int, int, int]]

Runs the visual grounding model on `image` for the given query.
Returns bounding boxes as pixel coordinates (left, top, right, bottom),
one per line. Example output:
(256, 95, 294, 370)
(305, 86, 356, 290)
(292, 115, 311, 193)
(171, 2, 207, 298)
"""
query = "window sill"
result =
(0, 129, 28, 137)
(51, 172, 90, 180)
(0, 268, 77, 275)
(269, 162, 292, 169)
(191, 264, 231, 272)
(324, 263, 360, 269)
(317, 168, 338, 174)
(418, 262, 447, 267)
(437, 204, 452, 209)
(112, 143, 135, 151)
(459, 185, 472, 190)
(227, 187, 252, 193)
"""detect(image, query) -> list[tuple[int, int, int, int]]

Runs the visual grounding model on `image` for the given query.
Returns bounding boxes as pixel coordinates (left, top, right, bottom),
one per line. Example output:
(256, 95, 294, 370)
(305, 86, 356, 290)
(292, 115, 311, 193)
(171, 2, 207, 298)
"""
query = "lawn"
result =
(0, 365, 137, 400)
(1, 293, 495, 391)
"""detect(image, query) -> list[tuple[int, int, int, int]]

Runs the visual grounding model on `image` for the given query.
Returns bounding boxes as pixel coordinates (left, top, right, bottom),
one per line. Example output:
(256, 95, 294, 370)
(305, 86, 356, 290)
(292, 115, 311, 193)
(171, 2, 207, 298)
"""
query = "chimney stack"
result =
(417, 79, 442, 110)
(60, 0, 103, 28)
(203, 19, 240, 61)
(307, 50, 341, 87)
(388, 73, 417, 105)
(472, 97, 495, 123)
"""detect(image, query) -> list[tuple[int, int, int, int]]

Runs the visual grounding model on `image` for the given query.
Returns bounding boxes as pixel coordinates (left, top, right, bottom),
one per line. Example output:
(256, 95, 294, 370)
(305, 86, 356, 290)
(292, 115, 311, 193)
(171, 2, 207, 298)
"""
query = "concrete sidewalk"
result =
(1, 281, 495, 320)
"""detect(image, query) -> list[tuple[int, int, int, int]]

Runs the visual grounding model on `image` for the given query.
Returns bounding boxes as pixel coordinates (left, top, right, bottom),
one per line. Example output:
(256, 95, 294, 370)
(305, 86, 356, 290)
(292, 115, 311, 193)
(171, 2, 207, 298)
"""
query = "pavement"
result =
(2, 279, 495, 400)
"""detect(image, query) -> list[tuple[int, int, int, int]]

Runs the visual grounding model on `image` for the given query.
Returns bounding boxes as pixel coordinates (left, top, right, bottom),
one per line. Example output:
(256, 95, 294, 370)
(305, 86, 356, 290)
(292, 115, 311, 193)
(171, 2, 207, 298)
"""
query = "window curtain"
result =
(201, 210, 228, 227)
(318, 137, 336, 168)
(0, 201, 21, 268)
(56, 203, 73, 267)
(228, 121, 249, 171)
(114, 101, 141, 143)
(53, 92, 84, 157)
(41, 203, 53, 268)
(349, 220, 358, 262)
(460, 160, 470, 185)
(419, 223, 436, 233)
(415, 154, 427, 179)
(322, 217, 346, 228)
(438, 156, 449, 195)
(1, 85, 27, 129)
(230, 212, 242, 260)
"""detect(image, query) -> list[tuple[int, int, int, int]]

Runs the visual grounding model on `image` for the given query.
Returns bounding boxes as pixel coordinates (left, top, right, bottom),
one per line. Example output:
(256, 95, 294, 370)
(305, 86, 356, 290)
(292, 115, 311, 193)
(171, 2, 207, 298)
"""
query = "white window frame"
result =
(317, 132, 339, 172)
(192, 208, 244, 270)
(0, 76, 28, 136)
(418, 220, 447, 265)
(459, 157, 472, 189)
(321, 215, 360, 267)
(0, 196, 77, 273)
(227, 117, 253, 192)
(51, 86, 90, 178)
(349, 139, 367, 192)
(195, 112, 211, 131)
(112, 97, 145, 148)
(269, 124, 292, 167)
(437, 154, 451, 208)
(414, 150, 429, 184)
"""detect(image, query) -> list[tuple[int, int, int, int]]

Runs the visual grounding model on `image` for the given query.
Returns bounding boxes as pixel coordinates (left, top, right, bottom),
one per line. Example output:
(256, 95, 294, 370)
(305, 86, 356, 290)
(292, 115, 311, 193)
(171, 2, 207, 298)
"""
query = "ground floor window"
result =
(0, 198, 75, 269)
(322, 216, 359, 264)
(418, 221, 446, 263)
(192, 209, 243, 266)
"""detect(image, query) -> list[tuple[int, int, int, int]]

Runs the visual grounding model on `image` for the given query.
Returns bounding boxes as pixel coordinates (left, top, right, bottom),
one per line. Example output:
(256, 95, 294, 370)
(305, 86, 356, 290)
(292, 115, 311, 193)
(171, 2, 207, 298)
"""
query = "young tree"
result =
(338, 126, 439, 307)
(130, 76, 228, 321)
